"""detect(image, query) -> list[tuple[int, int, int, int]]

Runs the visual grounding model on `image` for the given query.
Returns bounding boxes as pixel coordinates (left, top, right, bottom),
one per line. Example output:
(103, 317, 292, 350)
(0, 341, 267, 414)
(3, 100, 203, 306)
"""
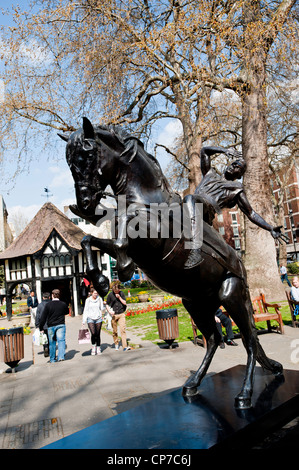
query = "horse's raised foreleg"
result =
(81, 235, 117, 297)
(114, 214, 135, 282)
(182, 299, 222, 396)
(219, 274, 283, 409)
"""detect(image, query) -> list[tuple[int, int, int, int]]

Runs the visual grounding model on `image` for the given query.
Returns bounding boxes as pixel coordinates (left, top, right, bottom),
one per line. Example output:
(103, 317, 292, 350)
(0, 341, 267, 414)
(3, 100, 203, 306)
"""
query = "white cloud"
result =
(8, 204, 42, 223)
(18, 39, 53, 67)
(55, 197, 76, 214)
(156, 120, 183, 147)
(211, 89, 240, 104)
(48, 166, 73, 188)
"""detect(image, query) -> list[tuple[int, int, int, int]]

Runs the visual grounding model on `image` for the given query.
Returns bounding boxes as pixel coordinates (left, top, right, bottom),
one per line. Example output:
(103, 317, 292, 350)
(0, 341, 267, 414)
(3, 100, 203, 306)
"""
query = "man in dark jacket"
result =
(40, 289, 69, 363)
(35, 292, 51, 357)
(27, 291, 38, 327)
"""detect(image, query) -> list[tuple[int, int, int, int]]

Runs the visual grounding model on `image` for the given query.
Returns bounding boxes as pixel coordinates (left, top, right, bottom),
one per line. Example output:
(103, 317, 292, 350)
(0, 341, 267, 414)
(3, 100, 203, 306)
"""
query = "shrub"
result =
(287, 262, 299, 274)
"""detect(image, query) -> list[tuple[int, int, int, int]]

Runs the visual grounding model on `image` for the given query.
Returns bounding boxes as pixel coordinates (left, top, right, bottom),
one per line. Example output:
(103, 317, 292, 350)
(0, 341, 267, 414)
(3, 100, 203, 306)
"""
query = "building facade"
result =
(64, 205, 113, 281)
(0, 202, 110, 320)
(272, 161, 299, 262)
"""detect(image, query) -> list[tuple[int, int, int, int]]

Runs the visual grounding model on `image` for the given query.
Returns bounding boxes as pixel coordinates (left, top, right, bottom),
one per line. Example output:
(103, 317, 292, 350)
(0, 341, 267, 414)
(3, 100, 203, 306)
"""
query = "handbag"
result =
(78, 327, 90, 344)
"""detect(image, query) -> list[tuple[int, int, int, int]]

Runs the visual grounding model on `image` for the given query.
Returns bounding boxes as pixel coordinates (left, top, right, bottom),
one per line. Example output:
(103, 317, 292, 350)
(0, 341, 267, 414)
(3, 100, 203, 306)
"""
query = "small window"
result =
(65, 254, 71, 265)
(234, 239, 241, 250)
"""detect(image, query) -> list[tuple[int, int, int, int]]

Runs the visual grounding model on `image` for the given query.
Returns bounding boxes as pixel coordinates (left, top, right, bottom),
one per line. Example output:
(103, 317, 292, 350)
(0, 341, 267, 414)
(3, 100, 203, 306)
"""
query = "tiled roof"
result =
(0, 202, 86, 260)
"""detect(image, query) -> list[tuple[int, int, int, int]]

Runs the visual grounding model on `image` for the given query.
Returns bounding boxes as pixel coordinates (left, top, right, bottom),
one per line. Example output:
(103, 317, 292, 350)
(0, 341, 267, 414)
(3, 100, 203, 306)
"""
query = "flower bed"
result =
(126, 297, 182, 316)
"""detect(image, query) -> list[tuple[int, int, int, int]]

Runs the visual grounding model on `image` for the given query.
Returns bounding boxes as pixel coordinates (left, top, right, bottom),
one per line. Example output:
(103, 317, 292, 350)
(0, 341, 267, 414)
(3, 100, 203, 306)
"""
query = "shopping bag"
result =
(40, 333, 48, 345)
(33, 328, 41, 346)
(78, 328, 90, 344)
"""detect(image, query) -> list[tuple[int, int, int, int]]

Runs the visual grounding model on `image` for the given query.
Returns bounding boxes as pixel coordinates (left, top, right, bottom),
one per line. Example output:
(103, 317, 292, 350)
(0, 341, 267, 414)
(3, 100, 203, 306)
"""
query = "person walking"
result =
(27, 290, 38, 327)
(82, 288, 104, 355)
(35, 292, 51, 357)
(280, 264, 291, 287)
(39, 289, 69, 363)
(106, 282, 130, 351)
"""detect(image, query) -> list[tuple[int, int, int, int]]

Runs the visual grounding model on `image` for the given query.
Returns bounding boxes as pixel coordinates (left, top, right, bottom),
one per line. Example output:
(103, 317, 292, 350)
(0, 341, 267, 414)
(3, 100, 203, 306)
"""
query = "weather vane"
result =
(41, 187, 53, 200)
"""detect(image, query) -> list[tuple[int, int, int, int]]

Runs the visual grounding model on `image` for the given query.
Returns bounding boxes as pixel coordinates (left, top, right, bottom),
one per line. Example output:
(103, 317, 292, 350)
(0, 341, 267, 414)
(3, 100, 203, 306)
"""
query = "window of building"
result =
(233, 226, 239, 237)
(42, 254, 72, 268)
(234, 239, 241, 250)
(231, 213, 238, 224)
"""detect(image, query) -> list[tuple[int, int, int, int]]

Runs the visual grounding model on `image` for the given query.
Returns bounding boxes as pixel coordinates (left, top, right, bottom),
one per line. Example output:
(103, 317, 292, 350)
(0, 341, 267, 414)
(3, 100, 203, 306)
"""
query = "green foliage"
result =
(287, 262, 299, 274)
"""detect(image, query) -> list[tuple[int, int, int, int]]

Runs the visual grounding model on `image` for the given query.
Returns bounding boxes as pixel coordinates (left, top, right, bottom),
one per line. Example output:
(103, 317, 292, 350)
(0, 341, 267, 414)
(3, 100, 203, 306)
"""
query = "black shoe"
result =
(227, 340, 238, 346)
(219, 341, 225, 349)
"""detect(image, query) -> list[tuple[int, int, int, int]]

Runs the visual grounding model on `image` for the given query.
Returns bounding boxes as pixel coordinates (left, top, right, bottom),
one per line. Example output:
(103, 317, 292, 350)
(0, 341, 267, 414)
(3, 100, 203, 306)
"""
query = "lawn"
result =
(125, 300, 294, 344)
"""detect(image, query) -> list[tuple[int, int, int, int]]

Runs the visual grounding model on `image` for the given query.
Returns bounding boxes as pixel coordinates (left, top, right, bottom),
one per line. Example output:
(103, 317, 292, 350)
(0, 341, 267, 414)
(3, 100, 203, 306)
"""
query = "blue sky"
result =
(0, 2, 176, 227)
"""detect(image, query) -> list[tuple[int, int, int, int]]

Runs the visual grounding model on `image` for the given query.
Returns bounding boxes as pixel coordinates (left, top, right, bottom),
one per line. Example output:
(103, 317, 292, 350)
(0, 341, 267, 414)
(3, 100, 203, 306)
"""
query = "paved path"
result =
(0, 314, 298, 449)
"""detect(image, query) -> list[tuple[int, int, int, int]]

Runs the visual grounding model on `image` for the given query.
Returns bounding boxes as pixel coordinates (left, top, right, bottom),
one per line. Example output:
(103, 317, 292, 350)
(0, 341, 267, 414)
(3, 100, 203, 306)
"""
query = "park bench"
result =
(191, 293, 284, 348)
(285, 290, 299, 328)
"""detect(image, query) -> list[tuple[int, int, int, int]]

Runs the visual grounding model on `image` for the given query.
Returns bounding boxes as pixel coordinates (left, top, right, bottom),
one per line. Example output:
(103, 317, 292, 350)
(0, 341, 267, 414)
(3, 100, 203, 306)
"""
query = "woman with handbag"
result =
(82, 288, 104, 355)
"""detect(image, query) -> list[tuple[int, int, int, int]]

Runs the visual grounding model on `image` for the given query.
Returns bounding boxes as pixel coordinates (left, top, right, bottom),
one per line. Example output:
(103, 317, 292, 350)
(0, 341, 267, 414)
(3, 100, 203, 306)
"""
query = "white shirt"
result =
(82, 296, 104, 323)
(280, 266, 287, 275)
(291, 286, 299, 302)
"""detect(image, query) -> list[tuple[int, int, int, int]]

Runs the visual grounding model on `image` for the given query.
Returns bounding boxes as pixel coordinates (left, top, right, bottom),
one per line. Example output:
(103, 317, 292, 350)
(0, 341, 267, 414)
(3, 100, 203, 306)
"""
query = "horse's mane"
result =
(96, 124, 175, 197)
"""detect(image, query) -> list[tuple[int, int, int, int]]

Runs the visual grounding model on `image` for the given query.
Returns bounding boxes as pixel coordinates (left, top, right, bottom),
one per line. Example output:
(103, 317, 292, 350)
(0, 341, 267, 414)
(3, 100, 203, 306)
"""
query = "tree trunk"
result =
(183, 135, 202, 195)
(242, 74, 285, 301)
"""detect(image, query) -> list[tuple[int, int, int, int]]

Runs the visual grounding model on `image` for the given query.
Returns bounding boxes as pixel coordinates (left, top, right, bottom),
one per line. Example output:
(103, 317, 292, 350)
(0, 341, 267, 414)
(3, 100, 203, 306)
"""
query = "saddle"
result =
(162, 221, 245, 280)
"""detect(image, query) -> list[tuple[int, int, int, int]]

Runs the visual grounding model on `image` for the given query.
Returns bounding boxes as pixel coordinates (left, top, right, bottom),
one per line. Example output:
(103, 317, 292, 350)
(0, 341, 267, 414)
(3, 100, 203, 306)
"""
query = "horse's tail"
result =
(255, 333, 283, 375)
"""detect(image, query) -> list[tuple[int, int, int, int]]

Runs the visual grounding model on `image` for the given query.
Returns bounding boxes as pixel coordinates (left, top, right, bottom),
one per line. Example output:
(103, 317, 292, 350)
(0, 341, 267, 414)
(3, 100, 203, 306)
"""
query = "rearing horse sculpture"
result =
(59, 117, 284, 410)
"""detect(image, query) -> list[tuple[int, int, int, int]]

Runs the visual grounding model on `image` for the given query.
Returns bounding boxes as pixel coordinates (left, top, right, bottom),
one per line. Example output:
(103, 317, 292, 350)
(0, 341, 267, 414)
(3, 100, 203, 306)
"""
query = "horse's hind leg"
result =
(219, 275, 283, 409)
(182, 299, 222, 397)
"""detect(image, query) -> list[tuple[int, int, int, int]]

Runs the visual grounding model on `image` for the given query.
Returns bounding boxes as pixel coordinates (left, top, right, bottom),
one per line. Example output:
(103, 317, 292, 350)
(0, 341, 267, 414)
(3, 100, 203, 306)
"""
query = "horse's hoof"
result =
(273, 362, 283, 376)
(182, 386, 198, 397)
(97, 276, 110, 297)
(234, 396, 252, 409)
(117, 261, 135, 282)
(88, 271, 110, 297)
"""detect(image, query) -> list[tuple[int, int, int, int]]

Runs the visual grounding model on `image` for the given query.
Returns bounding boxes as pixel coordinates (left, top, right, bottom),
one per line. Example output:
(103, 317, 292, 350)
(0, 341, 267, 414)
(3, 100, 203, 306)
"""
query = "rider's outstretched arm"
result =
(238, 191, 274, 231)
(237, 191, 288, 243)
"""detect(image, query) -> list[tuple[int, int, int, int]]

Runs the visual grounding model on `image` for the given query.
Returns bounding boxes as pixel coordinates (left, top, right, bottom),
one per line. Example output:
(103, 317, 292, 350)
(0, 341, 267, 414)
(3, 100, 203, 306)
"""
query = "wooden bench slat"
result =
(191, 292, 285, 347)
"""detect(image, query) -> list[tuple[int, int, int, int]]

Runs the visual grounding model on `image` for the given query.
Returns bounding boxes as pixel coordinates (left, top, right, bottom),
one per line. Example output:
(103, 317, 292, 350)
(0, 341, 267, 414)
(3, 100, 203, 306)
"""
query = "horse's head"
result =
(58, 117, 126, 220)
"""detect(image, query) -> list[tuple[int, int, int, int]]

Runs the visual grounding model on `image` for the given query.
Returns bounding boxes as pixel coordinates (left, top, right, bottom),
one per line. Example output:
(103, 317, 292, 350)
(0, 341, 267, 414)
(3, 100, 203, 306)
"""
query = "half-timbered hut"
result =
(0, 202, 109, 320)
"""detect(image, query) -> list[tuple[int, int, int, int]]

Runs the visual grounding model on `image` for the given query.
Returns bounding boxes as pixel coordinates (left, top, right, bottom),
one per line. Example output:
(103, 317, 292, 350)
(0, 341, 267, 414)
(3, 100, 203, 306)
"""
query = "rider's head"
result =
(224, 158, 246, 180)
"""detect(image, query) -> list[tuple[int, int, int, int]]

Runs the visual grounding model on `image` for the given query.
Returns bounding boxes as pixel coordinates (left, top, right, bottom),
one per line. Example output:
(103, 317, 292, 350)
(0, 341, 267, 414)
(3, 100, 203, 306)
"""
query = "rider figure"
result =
(185, 146, 287, 243)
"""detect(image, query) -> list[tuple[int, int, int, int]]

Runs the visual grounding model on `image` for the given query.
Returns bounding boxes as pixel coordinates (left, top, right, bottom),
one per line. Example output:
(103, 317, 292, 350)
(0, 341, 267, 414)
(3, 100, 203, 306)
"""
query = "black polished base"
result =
(43, 366, 299, 449)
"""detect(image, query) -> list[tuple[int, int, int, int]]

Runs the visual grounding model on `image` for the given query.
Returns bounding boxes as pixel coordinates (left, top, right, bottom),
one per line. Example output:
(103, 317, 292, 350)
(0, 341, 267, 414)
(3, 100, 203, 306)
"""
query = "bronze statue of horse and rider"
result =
(59, 117, 287, 410)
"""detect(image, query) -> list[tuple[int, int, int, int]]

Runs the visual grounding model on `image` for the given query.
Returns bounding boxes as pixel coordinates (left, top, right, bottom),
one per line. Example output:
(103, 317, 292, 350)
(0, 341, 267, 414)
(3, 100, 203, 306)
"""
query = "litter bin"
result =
(156, 308, 179, 348)
(0, 327, 24, 370)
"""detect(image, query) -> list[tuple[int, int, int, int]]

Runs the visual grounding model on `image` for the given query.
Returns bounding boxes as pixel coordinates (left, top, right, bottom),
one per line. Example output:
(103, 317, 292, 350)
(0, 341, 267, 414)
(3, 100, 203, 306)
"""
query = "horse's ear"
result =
(57, 132, 70, 142)
(82, 117, 95, 140)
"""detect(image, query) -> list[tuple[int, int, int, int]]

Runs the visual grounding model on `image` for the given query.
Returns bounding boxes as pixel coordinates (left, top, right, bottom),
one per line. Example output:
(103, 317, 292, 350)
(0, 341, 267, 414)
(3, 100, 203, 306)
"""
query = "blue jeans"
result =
(281, 273, 291, 287)
(48, 324, 66, 362)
